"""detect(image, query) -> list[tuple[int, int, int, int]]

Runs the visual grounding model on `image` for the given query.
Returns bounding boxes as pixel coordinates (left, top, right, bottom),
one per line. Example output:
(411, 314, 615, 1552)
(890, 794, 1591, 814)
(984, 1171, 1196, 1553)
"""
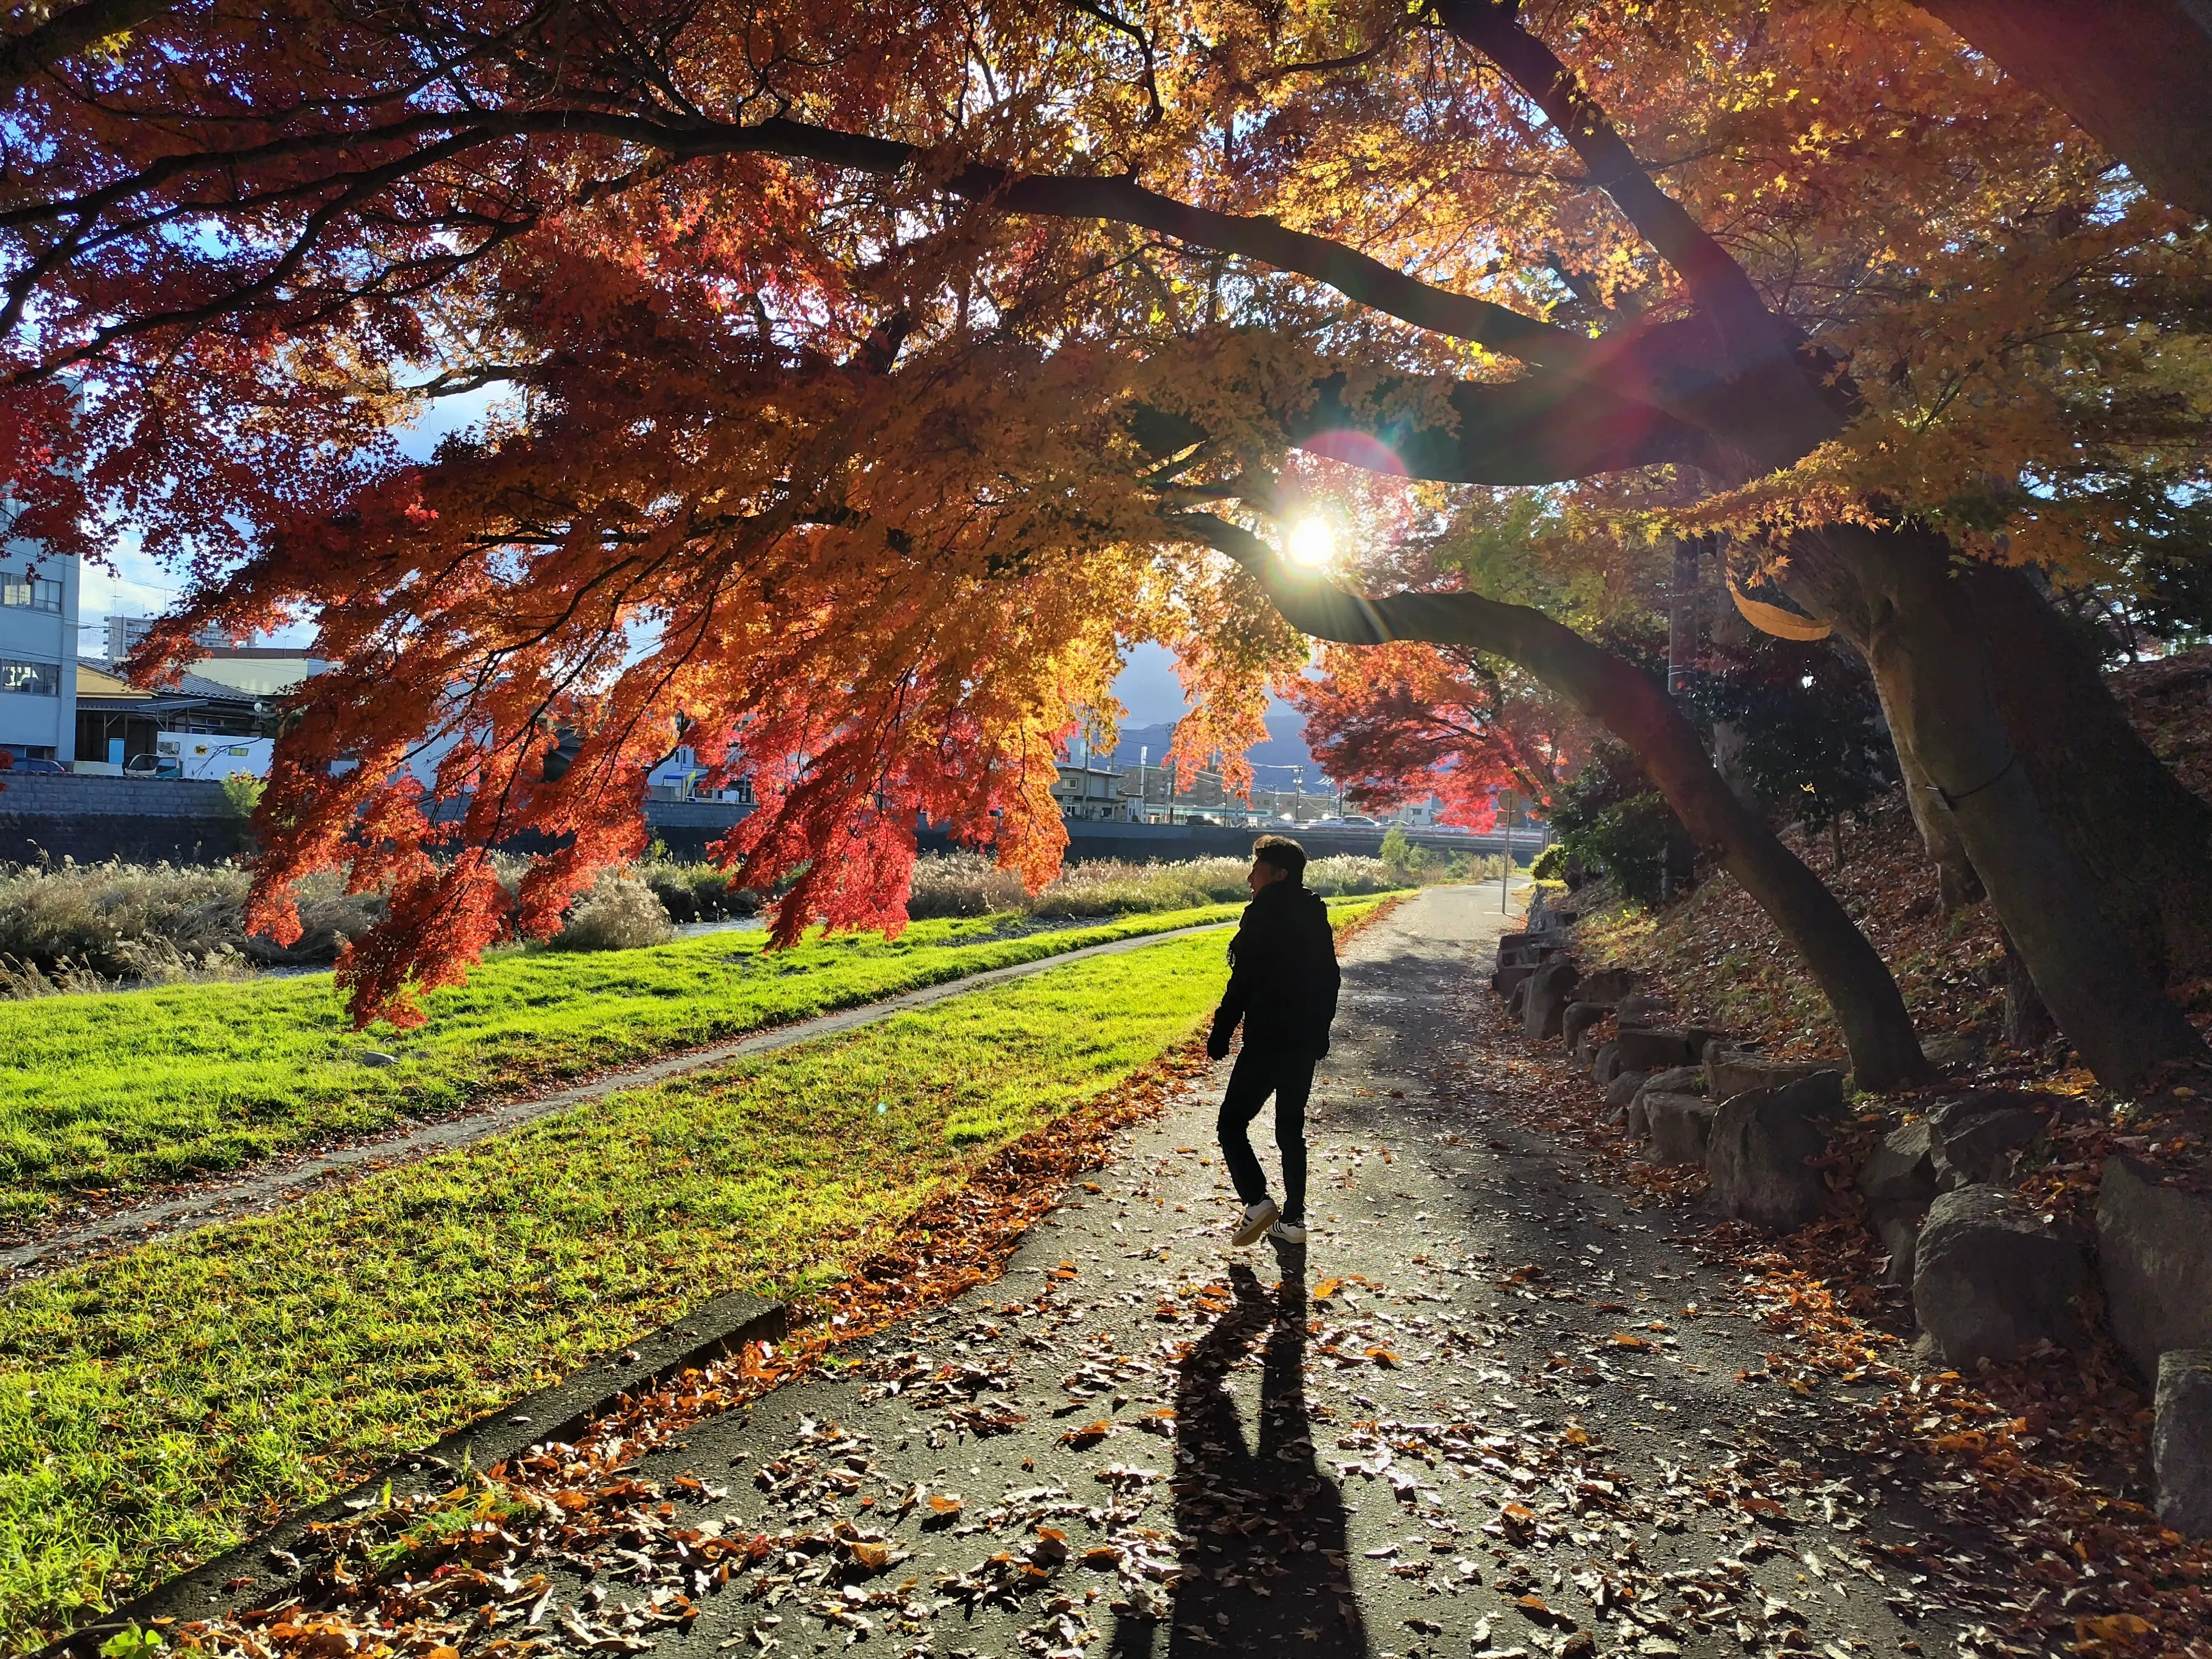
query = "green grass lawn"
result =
(0, 905, 1255, 1218)
(0, 898, 1390, 1646)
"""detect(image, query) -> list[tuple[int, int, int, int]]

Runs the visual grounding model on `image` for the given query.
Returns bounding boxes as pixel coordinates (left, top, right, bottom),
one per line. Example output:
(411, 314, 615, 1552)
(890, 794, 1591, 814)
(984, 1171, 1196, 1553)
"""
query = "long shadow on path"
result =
(1111, 1251, 1367, 1657)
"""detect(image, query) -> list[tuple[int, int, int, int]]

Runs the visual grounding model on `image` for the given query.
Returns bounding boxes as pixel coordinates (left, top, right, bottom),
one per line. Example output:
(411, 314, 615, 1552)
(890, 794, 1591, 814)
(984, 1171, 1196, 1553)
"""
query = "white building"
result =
(0, 544, 77, 763)
(1053, 760, 1130, 822)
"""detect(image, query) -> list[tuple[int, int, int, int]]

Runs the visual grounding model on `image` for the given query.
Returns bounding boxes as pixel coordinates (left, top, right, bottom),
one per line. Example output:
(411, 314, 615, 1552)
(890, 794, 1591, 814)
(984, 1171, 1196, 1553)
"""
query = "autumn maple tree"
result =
(1292, 640, 1580, 831)
(5, 0, 2210, 1089)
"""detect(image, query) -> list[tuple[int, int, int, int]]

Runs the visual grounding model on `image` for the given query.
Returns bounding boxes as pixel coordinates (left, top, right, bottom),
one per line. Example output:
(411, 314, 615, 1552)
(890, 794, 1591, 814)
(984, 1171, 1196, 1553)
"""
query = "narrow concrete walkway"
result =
(1, 918, 1239, 1285)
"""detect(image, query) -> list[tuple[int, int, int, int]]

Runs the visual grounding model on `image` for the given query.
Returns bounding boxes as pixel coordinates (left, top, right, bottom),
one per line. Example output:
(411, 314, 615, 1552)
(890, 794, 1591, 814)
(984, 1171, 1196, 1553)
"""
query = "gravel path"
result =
(525, 885, 1950, 1659)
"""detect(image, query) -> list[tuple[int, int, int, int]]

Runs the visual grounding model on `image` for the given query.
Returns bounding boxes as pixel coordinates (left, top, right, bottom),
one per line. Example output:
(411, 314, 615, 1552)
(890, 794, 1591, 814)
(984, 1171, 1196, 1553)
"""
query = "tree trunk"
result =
(1874, 682, 1986, 914)
(1188, 523, 1931, 1088)
(1961, 563, 2212, 984)
(1782, 523, 2205, 1091)
(2000, 925, 2057, 1052)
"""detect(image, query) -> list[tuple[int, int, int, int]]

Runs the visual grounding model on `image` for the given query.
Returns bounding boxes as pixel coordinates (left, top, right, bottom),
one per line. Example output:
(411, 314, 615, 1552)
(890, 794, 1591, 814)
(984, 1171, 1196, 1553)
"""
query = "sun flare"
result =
(1286, 517, 1335, 568)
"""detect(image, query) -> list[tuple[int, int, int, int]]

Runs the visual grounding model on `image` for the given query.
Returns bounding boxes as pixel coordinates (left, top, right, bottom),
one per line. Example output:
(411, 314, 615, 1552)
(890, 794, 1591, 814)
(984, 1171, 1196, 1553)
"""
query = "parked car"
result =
(1312, 814, 1379, 828)
(12, 757, 64, 774)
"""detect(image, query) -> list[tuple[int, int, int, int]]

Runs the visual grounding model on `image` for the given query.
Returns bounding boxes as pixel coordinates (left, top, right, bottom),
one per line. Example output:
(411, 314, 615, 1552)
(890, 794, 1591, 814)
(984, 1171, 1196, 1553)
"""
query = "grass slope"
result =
(0, 898, 1385, 1645)
(0, 906, 1248, 1217)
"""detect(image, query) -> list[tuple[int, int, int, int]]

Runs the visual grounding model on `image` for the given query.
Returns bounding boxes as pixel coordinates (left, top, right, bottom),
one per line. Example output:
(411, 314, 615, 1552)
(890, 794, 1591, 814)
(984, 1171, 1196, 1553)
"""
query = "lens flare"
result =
(1286, 517, 1334, 568)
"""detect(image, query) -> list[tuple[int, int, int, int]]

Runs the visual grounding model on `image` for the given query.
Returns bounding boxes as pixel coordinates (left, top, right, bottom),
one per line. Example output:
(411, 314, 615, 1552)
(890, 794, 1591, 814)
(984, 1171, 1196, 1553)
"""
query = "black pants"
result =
(1217, 1046, 1315, 1223)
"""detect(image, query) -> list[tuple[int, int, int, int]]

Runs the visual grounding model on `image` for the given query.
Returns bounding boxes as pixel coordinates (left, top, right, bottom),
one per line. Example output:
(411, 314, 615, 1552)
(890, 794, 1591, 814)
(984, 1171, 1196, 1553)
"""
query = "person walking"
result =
(1207, 835, 1340, 1246)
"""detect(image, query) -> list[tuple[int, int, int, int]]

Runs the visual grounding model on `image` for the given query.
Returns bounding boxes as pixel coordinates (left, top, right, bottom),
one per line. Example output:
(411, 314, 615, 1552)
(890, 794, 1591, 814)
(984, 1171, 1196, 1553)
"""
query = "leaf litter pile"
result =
(1458, 896, 2212, 1657)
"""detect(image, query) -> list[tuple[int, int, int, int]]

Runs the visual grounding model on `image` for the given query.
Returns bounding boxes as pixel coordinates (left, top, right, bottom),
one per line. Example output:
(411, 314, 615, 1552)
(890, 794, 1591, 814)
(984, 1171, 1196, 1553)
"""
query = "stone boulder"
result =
(1576, 966, 1640, 1005)
(1561, 1001, 1611, 1055)
(1523, 959, 1582, 1040)
(1928, 1095, 2052, 1190)
(1493, 962, 1539, 997)
(1601, 1069, 1648, 1124)
(1615, 993, 1673, 1029)
(1506, 976, 1532, 1021)
(2098, 1156, 2212, 1381)
(1921, 1031, 1988, 1074)
(1857, 1121, 1939, 1284)
(1643, 1065, 1705, 1096)
(1912, 1185, 2089, 1367)
(1705, 1046, 1847, 1104)
(1643, 1092, 1718, 1166)
(1705, 1072, 1845, 1232)
(2156, 1350, 2212, 1539)
(1614, 1027, 1697, 1072)
(1589, 1040, 1622, 1085)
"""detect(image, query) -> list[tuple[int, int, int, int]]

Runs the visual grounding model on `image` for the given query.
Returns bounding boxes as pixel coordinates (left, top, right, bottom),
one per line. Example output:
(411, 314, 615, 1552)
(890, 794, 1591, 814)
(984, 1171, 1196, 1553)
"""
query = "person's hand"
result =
(1207, 1028, 1231, 1061)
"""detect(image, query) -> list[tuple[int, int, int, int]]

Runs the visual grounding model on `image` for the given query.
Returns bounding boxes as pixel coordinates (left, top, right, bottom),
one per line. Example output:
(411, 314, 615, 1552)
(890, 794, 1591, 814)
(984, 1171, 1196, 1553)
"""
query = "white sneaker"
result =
(1269, 1219, 1309, 1245)
(1231, 1198, 1280, 1246)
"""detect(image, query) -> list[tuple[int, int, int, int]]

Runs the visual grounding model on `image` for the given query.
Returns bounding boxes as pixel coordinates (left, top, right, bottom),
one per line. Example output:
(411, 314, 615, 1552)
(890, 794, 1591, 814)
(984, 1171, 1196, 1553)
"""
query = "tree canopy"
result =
(7, 0, 2210, 1044)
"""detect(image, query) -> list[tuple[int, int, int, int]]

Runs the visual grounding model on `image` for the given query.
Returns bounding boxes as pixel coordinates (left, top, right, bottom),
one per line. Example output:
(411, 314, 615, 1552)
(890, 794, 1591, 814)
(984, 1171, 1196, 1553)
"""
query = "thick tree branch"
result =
(1439, 1, 1846, 468)
(1168, 508, 1928, 1087)
(11, 104, 1626, 392)
(1280, 370, 1716, 483)
(1917, 0, 2212, 220)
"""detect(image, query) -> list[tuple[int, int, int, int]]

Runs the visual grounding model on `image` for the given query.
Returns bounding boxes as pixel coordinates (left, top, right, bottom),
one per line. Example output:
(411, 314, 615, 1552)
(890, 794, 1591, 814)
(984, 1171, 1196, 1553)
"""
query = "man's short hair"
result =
(1252, 834, 1309, 880)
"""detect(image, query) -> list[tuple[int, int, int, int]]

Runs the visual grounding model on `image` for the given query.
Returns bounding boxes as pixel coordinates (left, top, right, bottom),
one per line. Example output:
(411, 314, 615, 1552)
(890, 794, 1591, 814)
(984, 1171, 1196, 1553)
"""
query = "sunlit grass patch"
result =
(0, 904, 1247, 1215)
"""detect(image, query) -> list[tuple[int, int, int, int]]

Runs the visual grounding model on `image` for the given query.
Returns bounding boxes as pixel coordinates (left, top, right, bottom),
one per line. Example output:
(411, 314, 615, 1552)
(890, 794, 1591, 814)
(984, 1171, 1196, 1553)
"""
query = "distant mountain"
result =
(1098, 713, 1320, 783)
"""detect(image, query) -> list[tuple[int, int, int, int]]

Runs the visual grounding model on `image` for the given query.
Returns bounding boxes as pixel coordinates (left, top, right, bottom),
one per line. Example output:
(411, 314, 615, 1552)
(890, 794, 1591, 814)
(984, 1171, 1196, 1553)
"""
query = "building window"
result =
(0, 576, 62, 613)
(0, 659, 58, 696)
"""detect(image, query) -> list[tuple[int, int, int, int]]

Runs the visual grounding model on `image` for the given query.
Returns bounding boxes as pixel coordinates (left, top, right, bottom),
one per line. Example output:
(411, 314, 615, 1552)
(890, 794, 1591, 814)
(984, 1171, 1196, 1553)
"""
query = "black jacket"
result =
(1210, 881, 1341, 1058)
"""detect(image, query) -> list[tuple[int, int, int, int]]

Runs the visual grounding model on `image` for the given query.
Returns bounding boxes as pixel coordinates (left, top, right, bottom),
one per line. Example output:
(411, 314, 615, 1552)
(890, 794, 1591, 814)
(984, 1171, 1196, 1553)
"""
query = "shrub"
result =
(548, 873, 678, 952)
(1377, 826, 1427, 884)
(1547, 740, 1694, 906)
(1529, 843, 1566, 881)
(635, 859, 757, 923)
(905, 852, 1031, 918)
(219, 772, 264, 820)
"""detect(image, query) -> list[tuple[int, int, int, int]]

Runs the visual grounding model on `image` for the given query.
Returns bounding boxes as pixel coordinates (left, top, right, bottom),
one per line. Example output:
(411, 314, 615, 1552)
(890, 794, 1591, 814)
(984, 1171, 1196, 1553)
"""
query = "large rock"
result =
(1858, 1121, 1939, 1283)
(2098, 1156, 2212, 1381)
(1576, 966, 1640, 1005)
(1614, 1027, 1697, 1072)
(1913, 1185, 2089, 1367)
(1643, 1092, 1718, 1166)
(2155, 1350, 2212, 1539)
(1928, 1096, 2051, 1190)
(1506, 976, 1532, 1020)
(1601, 1069, 1648, 1124)
(1497, 930, 1565, 955)
(1614, 993, 1673, 1029)
(1921, 1031, 1988, 1074)
(1705, 1073, 1845, 1232)
(1643, 1065, 1705, 1096)
(1860, 1121, 1937, 1210)
(1523, 959, 1582, 1040)
(1561, 1001, 1611, 1055)
(1590, 1040, 1622, 1085)
(1705, 1046, 1847, 1103)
